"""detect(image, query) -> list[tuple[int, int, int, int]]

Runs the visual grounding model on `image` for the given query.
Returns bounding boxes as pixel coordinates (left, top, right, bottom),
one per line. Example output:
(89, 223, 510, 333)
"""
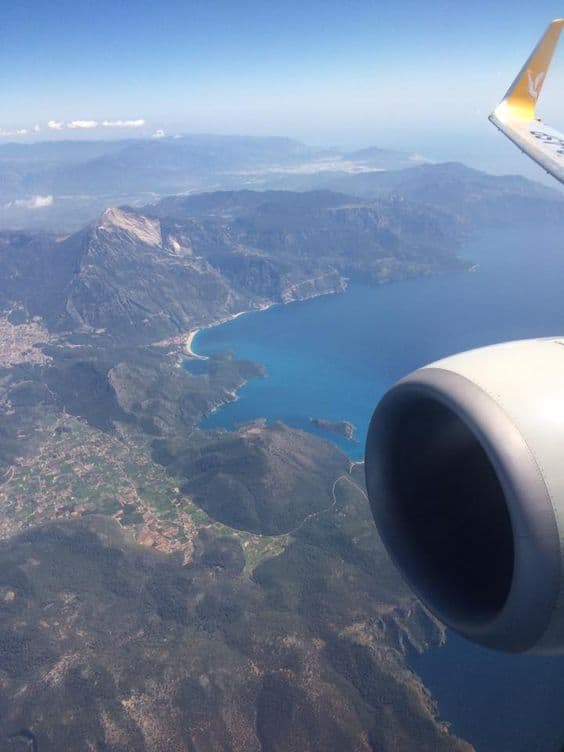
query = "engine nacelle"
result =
(365, 338, 564, 654)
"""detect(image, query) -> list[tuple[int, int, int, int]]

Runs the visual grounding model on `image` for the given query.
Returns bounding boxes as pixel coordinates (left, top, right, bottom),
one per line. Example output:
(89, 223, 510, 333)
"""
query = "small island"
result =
(310, 417, 357, 442)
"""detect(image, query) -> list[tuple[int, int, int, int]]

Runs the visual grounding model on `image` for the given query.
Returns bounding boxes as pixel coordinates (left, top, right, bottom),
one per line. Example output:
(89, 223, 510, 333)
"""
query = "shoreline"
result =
(184, 328, 207, 360)
(183, 301, 277, 360)
(181, 283, 352, 437)
(183, 282, 348, 361)
(180, 286, 373, 461)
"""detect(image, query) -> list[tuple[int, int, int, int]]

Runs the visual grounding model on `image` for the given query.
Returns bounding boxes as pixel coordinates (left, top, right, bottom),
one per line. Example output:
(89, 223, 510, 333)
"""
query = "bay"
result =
(192, 222, 564, 460)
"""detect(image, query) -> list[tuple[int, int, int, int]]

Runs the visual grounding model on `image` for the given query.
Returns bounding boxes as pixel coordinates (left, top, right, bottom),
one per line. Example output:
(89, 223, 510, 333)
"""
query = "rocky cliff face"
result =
(56, 207, 246, 341)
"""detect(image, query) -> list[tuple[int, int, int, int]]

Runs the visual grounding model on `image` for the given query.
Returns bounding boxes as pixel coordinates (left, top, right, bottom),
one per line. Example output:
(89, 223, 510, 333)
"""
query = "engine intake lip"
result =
(366, 366, 561, 653)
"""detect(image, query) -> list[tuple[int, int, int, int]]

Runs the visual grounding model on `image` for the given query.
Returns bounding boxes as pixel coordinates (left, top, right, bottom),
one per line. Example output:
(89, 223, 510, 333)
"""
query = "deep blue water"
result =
(192, 223, 564, 459)
(187, 222, 564, 751)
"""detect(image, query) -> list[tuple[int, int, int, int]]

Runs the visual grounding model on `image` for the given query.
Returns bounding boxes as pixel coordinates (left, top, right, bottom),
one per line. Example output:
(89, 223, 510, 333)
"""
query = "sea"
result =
(187, 222, 564, 752)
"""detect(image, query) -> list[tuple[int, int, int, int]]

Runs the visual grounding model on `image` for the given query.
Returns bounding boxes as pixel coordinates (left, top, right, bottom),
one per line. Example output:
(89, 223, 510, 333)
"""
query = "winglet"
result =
(494, 19, 564, 122)
(489, 19, 564, 186)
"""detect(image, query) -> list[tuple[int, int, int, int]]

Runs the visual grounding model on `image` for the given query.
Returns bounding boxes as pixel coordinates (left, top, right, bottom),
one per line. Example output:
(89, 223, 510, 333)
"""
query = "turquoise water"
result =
(188, 221, 564, 751)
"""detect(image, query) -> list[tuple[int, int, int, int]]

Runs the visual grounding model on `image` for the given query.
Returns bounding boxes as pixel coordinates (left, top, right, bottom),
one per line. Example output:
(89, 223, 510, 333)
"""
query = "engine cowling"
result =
(365, 338, 564, 654)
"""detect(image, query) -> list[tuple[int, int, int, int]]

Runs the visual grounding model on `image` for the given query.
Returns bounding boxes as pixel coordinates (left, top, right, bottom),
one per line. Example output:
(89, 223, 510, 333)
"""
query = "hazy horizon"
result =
(4, 1, 564, 179)
(0, 129, 557, 184)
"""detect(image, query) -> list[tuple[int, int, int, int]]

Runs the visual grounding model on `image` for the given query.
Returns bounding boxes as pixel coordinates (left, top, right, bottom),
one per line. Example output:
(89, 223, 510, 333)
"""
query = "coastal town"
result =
(0, 313, 53, 368)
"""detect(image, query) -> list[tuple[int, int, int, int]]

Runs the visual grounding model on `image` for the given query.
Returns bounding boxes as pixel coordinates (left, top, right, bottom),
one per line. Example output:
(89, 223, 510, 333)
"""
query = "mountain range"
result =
(0, 134, 426, 232)
(0, 187, 468, 344)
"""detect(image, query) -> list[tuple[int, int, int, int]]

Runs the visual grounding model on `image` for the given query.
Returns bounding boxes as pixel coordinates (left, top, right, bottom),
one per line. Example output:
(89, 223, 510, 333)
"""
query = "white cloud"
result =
(5, 195, 54, 210)
(101, 119, 145, 128)
(3, 119, 147, 135)
(67, 120, 98, 129)
(0, 128, 28, 137)
(152, 129, 166, 139)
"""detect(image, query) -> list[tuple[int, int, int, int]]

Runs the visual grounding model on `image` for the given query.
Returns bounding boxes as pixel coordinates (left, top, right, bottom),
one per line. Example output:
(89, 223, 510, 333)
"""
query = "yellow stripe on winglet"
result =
(501, 19, 564, 121)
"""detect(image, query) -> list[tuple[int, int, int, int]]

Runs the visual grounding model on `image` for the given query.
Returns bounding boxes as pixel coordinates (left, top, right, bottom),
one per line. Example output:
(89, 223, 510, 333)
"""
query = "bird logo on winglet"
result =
(527, 69, 545, 99)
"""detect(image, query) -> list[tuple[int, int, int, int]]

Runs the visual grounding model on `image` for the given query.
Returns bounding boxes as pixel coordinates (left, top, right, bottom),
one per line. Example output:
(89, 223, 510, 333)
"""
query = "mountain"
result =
(0, 135, 422, 232)
(3, 135, 561, 234)
(0, 135, 311, 199)
(343, 145, 427, 169)
(0, 500, 472, 752)
(154, 421, 349, 535)
(1, 190, 466, 344)
(278, 162, 564, 224)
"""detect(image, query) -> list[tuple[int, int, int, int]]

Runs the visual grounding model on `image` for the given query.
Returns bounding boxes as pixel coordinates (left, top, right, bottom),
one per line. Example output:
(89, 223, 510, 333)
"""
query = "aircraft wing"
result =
(489, 19, 564, 184)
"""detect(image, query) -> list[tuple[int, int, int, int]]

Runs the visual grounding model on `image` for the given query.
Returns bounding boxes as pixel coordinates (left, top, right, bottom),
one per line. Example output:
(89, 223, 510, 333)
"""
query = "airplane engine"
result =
(365, 338, 564, 654)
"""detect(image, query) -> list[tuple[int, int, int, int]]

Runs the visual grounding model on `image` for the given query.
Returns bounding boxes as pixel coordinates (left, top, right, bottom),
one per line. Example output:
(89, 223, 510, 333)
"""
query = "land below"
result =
(1, 148, 563, 750)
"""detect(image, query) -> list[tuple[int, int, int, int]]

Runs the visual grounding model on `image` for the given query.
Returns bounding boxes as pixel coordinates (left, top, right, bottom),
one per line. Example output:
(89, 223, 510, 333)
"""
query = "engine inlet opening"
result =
(368, 391, 515, 627)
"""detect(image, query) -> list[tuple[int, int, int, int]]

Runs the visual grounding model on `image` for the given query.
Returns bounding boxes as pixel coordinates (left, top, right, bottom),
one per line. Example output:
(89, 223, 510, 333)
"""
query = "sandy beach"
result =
(184, 303, 275, 360)
(184, 329, 207, 360)
(182, 280, 346, 363)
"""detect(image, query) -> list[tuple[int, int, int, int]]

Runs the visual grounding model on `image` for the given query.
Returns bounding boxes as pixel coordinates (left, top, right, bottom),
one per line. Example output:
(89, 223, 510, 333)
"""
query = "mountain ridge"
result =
(1, 187, 468, 345)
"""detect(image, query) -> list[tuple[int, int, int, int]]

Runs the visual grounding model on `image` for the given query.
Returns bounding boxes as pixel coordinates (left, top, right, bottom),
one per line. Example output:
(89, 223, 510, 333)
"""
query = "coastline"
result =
(184, 328, 207, 360)
(184, 282, 349, 361)
(181, 287, 347, 427)
(184, 302, 277, 360)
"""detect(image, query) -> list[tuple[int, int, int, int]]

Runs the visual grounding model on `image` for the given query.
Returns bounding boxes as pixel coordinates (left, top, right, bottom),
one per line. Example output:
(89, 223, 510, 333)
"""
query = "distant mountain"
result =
(343, 145, 427, 169)
(284, 162, 564, 224)
(0, 135, 422, 232)
(2, 135, 562, 236)
(0, 134, 293, 200)
(0, 139, 135, 165)
(50, 135, 316, 195)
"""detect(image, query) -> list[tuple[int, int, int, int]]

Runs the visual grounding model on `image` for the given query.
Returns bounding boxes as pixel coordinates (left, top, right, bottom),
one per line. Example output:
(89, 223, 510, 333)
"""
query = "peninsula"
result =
(310, 417, 357, 442)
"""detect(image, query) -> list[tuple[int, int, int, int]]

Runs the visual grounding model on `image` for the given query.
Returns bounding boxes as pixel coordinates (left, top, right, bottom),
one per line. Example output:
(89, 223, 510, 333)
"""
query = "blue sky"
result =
(3, 1, 564, 172)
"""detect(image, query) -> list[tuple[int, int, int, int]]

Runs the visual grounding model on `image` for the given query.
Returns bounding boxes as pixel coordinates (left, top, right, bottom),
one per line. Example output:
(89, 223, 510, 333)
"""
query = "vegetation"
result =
(1, 172, 542, 749)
